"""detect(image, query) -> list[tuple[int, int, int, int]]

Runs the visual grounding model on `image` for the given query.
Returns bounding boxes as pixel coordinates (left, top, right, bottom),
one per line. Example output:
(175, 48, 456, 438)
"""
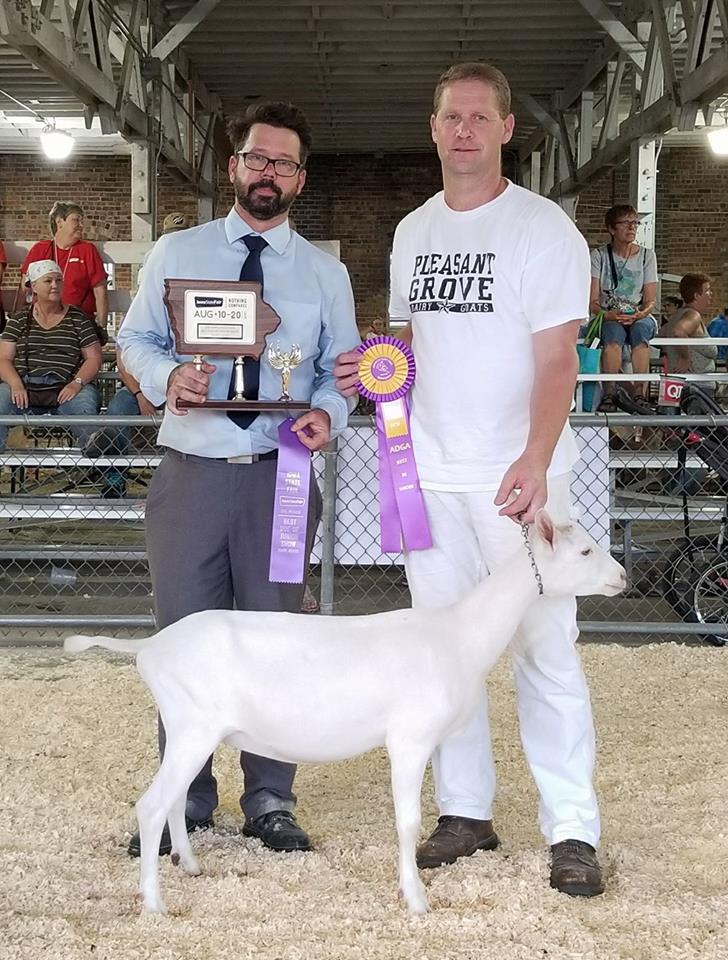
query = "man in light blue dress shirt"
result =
(117, 101, 359, 858)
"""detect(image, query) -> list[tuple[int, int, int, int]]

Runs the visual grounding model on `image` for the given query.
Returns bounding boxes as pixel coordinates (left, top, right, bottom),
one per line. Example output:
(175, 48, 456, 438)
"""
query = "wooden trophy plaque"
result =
(163, 278, 308, 411)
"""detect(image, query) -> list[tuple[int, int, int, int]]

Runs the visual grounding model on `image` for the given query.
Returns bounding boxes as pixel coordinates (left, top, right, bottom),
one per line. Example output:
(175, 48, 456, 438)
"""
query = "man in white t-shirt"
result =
(334, 62, 603, 897)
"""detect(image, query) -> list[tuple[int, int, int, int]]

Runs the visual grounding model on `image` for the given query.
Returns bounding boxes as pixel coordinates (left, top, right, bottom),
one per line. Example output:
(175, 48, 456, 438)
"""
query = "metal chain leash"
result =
(518, 513, 544, 596)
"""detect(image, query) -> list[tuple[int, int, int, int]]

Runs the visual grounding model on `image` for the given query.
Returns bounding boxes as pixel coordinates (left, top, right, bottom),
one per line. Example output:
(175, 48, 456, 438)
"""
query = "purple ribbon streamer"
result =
(376, 400, 433, 554)
(356, 336, 431, 554)
(269, 419, 311, 583)
(376, 405, 401, 553)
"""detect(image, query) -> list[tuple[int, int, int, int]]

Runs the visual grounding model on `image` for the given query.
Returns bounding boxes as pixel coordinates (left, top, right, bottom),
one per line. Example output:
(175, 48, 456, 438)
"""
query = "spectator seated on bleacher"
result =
(0, 239, 7, 334)
(589, 204, 658, 414)
(662, 273, 718, 395)
(0, 260, 102, 451)
(659, 295, 683, 330)
(707, 305, 728, 362)
(85, 348, 162, 457)
(83, 348, 163, 498)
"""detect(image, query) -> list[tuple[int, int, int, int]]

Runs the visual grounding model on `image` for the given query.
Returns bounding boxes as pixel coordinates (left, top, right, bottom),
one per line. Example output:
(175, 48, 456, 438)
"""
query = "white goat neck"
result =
(455, 544, 542, 675)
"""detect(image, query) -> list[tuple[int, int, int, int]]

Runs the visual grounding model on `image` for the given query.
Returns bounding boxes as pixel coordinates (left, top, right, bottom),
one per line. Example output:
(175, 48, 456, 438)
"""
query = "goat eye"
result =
(581, 548, 592, 556)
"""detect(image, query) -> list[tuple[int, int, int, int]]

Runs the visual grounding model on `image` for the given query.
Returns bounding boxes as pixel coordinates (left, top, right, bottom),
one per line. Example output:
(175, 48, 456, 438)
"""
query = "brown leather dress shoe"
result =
(550, 839, 604, 897)
(416, 815, 499, 869)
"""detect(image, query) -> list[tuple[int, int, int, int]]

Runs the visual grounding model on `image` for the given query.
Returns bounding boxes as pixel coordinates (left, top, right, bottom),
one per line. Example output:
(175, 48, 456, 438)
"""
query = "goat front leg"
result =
(387, 737, 430, 915)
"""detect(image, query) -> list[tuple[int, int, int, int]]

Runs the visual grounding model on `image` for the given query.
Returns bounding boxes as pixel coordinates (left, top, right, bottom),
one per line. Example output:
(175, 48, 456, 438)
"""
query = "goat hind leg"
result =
(136, 733, 217, 913)
(168, 794, 201, 876)
(387, 739, 429, 915)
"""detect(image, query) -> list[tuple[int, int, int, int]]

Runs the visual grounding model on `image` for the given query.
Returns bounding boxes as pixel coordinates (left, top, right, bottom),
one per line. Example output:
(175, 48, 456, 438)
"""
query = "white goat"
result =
(65, 509, 625, 916)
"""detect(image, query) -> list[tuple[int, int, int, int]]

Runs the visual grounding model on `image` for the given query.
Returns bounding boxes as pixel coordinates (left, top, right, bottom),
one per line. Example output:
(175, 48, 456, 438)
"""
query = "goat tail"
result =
(64, 634, 149, 656)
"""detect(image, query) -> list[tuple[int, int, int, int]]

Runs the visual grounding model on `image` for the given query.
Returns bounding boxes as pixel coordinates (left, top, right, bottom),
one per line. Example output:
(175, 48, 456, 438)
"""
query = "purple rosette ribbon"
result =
(356, 336, 432, 553)
(269, 419, 311, 583)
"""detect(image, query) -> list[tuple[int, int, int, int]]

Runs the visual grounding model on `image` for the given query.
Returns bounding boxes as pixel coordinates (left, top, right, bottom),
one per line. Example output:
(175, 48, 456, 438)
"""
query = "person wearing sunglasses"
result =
(589, 204, 658, 413)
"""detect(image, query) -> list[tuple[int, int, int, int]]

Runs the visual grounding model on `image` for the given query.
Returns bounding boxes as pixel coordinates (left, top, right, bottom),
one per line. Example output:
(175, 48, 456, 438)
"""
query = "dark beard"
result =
(236, 178, 294, 220)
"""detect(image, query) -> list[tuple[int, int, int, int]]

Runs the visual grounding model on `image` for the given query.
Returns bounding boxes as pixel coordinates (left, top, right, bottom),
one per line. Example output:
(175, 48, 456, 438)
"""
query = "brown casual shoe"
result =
(550, 839, 604, 897)
(416, 815, 499, 869)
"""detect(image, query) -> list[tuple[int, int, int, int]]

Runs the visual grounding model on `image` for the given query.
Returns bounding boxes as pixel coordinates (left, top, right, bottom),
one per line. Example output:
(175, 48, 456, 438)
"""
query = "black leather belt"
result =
(169, 448, 278, 465)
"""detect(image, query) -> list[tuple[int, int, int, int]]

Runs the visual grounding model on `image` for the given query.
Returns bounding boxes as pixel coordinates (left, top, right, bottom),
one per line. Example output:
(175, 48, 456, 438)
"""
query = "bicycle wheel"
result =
(665, 535, 728, 646)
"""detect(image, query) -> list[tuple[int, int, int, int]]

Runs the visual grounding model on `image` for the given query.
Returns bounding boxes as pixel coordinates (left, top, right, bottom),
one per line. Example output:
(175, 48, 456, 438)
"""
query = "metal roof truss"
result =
(0, 0, 223, 194)
(520, 0, 728, 199)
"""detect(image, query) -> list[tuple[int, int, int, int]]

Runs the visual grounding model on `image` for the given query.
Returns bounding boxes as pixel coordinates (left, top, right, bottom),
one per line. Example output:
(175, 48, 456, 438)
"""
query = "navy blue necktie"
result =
(228, 235, 268, 430)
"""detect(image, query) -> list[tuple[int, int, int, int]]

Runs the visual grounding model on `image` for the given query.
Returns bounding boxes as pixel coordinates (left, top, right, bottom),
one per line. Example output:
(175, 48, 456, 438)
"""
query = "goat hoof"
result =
(401, 887, 429, 915)
(142, 897, 166, 915)
(407, 899, 429, 915)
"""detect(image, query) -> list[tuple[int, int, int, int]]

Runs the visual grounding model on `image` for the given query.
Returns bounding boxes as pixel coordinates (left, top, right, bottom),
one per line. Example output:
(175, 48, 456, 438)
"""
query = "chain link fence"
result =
(0, 414, 158, 643)
(2, 408, 728, 646)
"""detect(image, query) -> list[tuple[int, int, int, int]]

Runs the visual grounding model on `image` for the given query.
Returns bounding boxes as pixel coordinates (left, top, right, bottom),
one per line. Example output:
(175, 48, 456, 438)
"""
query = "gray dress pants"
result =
(145, 447, 322, 821)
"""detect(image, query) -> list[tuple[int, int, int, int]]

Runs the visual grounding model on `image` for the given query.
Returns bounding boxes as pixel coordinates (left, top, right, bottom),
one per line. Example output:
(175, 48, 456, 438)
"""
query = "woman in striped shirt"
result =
(0, 259, 102, 451)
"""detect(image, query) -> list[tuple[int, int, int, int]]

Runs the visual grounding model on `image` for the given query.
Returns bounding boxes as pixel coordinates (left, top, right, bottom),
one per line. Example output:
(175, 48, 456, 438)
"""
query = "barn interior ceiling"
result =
(1, 1, 727, 197)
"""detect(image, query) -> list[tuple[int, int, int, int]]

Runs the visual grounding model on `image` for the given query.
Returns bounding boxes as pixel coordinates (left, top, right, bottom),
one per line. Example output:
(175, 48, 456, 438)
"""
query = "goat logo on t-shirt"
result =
(408, 251, 496, 313)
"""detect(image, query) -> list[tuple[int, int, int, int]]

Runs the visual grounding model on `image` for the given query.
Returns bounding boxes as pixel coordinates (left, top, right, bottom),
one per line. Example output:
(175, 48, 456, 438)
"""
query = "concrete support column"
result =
(630, 137, 657, 250)
(197, 113, 215, 225)
(131, 142, 154, 242)
(131, 142, 155, 292)
(528, 151, 542, 194)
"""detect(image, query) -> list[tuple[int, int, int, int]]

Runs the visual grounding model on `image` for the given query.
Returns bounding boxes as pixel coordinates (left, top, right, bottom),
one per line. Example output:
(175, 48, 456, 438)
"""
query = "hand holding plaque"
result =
(163, 278, 308, 411)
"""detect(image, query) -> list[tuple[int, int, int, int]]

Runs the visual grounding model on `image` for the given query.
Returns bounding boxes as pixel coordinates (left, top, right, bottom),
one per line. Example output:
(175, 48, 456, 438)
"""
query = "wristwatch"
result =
(72, 377, 84, 387)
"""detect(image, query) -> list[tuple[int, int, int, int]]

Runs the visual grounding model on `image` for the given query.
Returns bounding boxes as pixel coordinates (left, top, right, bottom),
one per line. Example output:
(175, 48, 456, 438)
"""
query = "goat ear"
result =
(534, 508, 556, 549)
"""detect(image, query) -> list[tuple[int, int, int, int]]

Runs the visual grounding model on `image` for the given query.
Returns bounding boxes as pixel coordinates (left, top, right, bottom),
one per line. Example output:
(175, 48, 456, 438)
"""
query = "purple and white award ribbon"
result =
(269, 419, 311, 583)
(356, 336, 432, 553)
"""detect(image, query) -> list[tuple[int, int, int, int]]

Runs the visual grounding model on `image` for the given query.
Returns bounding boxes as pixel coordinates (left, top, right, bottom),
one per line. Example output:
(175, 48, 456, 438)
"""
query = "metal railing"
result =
(1, 409, 728, 645)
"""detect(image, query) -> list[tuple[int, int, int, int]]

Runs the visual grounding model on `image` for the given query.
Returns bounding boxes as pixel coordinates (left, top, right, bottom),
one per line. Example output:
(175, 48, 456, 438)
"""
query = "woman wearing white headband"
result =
(0, 259, 102, 450)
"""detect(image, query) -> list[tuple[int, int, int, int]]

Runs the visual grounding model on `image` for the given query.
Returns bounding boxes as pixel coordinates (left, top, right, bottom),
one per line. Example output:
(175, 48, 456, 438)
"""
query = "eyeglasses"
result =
(614, 219, 640, 228)
(237, 151, 302, 177)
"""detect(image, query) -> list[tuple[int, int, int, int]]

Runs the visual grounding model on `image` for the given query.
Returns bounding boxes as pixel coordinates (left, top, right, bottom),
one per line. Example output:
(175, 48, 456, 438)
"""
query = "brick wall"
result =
(216, 150, 515, 328)
(576, 147, 728, 309)
(2, 145, 727, 323)
(0, 155, 201, 293)
(573, 166, 630, 246)
(0, 154, 205, 241)
(0, 154, 132, 243)
(655, 146, 728, 310)
(296, 154, 443, 325)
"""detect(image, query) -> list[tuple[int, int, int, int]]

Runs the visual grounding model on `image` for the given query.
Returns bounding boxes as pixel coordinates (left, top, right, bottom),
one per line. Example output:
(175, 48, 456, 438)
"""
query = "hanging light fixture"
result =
(707, 126, 728, 156)
(40, 122, 74, 160)
(0, 88, 76, 160)
(707, 102, 728, 156)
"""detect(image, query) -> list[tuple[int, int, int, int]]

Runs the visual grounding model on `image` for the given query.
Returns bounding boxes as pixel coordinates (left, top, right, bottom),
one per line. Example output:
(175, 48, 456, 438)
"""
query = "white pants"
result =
(404, 473, 600, 847)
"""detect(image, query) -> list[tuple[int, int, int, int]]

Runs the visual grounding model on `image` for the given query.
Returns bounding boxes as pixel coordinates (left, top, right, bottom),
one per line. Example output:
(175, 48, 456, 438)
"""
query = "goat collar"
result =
(519, 518, 544, 596)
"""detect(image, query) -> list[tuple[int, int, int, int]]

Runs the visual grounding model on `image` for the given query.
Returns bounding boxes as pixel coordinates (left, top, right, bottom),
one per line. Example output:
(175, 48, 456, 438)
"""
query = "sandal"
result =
(614, 387, 653, 415)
